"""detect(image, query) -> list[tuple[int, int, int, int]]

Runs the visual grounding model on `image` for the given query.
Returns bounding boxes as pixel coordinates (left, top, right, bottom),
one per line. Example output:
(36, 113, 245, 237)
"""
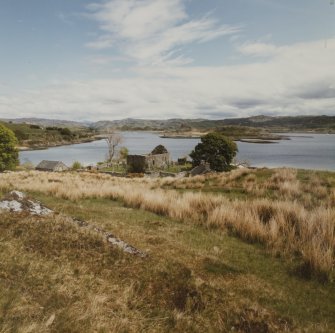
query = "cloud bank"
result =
(1, 0, 334, 120)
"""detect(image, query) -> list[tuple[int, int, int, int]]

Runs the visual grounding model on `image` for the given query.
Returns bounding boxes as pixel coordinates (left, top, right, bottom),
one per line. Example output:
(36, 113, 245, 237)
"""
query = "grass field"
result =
(0, 168, 334, 332)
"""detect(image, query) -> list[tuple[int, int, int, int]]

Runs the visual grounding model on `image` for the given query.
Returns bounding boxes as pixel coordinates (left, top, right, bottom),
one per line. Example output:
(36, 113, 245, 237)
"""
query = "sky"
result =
(0, 0, 335, 121)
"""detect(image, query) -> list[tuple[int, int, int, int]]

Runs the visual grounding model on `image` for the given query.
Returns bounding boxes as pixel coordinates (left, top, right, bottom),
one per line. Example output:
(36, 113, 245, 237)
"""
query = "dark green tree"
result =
(0, 124, 19, 171)
(190, 132, 238, 172)
(151, 145, 168, 155)
(59, 127, 72, 137)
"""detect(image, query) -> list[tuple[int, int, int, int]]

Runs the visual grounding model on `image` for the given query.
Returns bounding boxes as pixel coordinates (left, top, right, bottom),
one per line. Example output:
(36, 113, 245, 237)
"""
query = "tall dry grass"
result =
(0, 169, 334, 279)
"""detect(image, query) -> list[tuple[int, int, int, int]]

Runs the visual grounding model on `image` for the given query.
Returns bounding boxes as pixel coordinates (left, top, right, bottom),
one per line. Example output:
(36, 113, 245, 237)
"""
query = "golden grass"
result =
(0, 168, 334, 280)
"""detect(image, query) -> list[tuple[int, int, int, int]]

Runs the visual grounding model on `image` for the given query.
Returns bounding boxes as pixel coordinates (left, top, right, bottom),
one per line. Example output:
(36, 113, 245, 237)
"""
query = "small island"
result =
(160, 125, 286, 143)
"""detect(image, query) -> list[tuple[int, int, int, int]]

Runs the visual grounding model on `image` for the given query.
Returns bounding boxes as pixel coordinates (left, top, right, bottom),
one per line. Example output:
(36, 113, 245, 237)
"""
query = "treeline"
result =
(45, 126, 73, 136)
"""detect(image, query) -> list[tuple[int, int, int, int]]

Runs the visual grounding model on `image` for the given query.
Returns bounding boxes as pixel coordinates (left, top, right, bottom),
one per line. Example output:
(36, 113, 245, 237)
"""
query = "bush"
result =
(71, 161, 83, 170)
(29, 124, 41, 129)
(58, 128, 72, 136)
(19, 161, 35, 170)
(0, 124, 19, 171)
(118, 147, 129, 161)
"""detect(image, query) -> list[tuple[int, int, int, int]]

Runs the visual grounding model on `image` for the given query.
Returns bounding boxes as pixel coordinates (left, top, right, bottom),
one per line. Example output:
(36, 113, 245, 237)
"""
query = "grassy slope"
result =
(0, 121, 94, 148)
(0, 172, 334, 332)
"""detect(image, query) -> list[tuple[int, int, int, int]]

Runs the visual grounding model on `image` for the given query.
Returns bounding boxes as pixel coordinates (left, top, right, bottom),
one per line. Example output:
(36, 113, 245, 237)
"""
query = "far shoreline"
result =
(18, 136, 104, 152)
(18, 130, 335, 152)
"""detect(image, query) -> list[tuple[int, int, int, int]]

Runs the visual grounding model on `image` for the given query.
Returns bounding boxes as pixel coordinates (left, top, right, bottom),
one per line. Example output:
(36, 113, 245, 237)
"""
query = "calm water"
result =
(20, 132, 200, 166)
(20, 132, 335, 171)
(238, 133, 335, 170)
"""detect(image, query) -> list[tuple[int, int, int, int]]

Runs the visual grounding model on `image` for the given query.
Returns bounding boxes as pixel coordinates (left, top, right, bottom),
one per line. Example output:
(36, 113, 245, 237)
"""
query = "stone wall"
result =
(127, 153, 170, 173)
(127, 155, 147, 173)
(145, 153, 170, 171)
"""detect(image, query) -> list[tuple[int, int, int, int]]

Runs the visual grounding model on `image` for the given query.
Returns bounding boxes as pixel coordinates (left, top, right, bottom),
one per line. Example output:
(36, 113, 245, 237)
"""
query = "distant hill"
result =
(3, 115, 335, 133)
(1, 118, 90, 129)
(222, 115, 335, 132)
(91, 118, 211, 131)
(91, 115, 335, 133)
(91, 118, 248, 132)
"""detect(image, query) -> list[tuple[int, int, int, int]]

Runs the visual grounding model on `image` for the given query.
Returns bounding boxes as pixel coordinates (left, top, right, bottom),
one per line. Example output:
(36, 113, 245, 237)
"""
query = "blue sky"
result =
(0, 0, 335, 120)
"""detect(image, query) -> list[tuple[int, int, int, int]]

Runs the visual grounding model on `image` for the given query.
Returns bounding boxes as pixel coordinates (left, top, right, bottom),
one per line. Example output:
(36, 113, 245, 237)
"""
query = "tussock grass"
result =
(2, 205, 312, 332)
(0, 168, 334, 281)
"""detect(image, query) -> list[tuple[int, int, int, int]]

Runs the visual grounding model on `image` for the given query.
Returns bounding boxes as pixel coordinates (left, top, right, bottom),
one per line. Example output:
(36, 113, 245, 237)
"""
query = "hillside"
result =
(4, 115, 335, 134)
(1, 118, 90, 129)
(91, 116, 335, 133)
(3, 116, 335, 149)
(0, 121, 96, 149)
(222, 115, 335, 132)
(91, 118, 209, 131)
(0, 168, 334, 332)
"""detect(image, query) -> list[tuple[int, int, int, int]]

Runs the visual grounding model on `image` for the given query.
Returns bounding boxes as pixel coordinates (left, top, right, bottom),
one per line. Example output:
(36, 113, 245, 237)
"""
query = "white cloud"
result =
(238, 42, 279, 57)
(85, 0, 240, 65)
(87, 0, 187, 40)
(1, 38, 335, 120)
(88, 55, 131, 65)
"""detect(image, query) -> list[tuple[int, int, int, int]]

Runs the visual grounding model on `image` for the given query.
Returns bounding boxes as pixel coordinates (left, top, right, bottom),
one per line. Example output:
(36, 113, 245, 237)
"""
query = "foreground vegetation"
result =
(1, 168, 333, 280)
(0, 168, 334, 332)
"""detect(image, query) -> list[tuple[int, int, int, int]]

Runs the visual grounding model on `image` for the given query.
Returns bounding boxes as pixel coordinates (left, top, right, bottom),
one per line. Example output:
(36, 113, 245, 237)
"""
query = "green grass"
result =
(165, 162, 193, 173)
(100, 162, 192, 174)
(1, 167, 334, 332)
(297, 169, 335, 184)
(1, 191, 333, 332)
(167, 168, 334, 204)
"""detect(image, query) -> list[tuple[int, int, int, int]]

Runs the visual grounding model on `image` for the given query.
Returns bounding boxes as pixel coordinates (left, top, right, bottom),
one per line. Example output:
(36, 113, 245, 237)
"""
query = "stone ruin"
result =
(127, 145, 170, 173)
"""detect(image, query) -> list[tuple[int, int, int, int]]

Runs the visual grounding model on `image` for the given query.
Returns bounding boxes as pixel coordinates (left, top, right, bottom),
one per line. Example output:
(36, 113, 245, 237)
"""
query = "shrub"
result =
(0, 124, 19, 171)
(29, 124, 41, 129)
(59, 128, 72, 136)
(71, 161, 83, 170)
